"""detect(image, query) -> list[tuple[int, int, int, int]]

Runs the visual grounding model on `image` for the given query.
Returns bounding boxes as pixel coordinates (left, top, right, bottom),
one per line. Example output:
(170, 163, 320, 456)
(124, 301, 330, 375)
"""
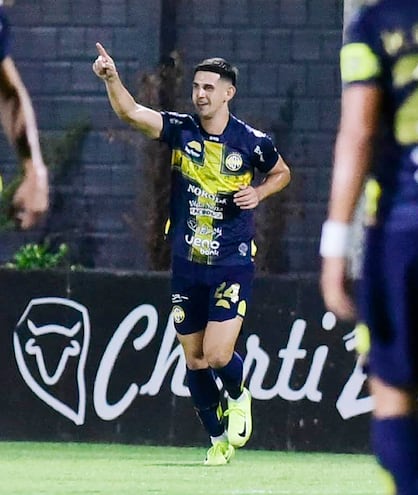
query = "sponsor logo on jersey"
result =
(187, 184, 227, 204)
(185, 140, 203, 158)
(185, 235, 220, 256)
(187, 219, 222, 238)
(189, 202, 224, 219)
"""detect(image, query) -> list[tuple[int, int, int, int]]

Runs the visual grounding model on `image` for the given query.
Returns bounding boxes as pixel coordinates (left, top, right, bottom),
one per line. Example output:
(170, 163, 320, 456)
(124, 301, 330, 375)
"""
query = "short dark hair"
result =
(193, 57, 238, 86)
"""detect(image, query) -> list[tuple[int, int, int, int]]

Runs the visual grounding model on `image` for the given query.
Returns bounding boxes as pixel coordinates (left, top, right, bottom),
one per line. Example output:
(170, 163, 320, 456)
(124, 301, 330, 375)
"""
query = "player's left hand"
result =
(233, 185, 260, 209)
(12, 159, 49, 229)
(320, 256, 356, 321)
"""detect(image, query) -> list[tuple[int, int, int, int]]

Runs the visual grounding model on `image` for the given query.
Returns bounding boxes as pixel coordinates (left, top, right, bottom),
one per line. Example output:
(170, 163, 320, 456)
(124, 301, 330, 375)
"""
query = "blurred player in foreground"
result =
(0, 0, 48, 229)
(93, 43, 290, 465)
(320, 1, 418, 493)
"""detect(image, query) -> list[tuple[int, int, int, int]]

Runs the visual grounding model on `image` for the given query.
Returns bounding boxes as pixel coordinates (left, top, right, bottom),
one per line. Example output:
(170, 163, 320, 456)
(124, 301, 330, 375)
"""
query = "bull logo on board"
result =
(13, 297, 90, 425)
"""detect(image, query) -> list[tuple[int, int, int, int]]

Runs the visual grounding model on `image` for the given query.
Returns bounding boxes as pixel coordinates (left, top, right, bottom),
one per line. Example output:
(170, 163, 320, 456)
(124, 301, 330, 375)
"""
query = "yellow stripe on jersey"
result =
(340, 43, 381, 83)
(171, 141, 252, 194)
(392, 53, 418, 145)
(0, 174, 3, 193)
(171, 140, 253, 263)
(392, 53, 418, 87)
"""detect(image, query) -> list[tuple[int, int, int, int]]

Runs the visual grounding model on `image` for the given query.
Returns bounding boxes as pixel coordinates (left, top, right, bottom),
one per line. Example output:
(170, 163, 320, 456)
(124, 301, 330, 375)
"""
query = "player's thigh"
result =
(204, 317, 244, 368)
(176, 330, 206, 369)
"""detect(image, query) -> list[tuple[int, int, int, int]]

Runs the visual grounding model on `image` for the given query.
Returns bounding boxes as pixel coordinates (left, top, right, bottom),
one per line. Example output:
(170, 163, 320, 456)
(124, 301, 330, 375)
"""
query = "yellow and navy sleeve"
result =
(341, 7, 382, 86)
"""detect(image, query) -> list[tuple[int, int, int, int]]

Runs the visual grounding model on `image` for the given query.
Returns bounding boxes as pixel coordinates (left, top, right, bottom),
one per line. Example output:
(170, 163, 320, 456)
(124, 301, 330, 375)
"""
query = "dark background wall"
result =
(0, 0, 343, 273)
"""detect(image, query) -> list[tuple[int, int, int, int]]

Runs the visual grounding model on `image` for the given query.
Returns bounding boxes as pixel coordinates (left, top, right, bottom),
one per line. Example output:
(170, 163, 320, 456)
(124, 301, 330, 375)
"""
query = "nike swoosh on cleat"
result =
(238, 423, 247, 437)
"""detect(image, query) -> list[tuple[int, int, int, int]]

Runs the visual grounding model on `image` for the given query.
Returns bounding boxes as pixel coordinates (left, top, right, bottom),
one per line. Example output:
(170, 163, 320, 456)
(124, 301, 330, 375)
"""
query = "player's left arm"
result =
(0, 56, 49, 228)
(233, 155, 290, 209)
(320, 83, 382, 320)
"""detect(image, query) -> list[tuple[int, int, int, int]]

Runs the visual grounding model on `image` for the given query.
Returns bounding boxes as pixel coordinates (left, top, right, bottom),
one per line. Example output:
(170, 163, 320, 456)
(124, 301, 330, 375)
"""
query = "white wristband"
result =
(319, 220, 350, 258)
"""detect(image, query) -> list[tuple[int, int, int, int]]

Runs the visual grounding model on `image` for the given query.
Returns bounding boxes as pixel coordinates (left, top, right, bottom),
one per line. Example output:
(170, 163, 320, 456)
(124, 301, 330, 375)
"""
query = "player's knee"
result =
(184, 355, 208, 370)
(205, 349, 233, 369)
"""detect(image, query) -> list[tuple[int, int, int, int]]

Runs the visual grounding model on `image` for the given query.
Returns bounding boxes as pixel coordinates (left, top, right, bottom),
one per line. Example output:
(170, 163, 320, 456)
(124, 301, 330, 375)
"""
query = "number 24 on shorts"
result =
(214, 282, 241, 308)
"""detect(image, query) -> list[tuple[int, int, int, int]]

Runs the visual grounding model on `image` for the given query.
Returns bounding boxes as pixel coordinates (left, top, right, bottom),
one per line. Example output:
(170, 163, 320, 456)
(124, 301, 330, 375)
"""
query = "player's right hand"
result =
(320, 256, 356, 321)
(12, 159, 49, 230)
(92, 42, 117, 81)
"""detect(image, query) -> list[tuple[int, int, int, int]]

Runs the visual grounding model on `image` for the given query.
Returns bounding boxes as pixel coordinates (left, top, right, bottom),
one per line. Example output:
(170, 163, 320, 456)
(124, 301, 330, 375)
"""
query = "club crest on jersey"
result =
(225, 152, 243, 172)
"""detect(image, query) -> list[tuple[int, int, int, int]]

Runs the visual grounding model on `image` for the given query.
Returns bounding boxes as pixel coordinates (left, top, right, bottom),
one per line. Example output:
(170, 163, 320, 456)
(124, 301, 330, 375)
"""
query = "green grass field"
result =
(0, 442, 383, 495)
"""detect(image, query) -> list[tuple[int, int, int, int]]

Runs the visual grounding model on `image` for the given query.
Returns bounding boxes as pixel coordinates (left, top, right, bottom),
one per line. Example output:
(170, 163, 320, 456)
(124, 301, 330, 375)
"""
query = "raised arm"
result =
(92, 42, 163, 139)
(0, 56, 49, 229)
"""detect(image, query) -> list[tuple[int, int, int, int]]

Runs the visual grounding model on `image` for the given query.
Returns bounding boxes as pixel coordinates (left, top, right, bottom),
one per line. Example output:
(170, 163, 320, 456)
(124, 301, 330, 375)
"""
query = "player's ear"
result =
(226, 84, 236, 101)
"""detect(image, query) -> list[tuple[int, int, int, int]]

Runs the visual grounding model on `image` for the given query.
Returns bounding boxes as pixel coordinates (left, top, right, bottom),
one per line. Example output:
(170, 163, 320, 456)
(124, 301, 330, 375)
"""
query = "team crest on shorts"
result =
(172, 305, 186, 324)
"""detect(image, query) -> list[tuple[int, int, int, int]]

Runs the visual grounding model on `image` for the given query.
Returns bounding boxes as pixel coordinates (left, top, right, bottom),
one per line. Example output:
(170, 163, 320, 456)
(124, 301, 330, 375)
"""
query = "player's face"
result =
(192, 71, 234, 119)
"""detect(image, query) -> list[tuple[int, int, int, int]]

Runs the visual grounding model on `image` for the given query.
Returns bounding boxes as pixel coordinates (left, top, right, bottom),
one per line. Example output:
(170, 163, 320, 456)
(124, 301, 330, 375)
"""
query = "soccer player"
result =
(93, 43, 290, 465)
(320, 1, 418, 493)
(0, 0, 48, 229)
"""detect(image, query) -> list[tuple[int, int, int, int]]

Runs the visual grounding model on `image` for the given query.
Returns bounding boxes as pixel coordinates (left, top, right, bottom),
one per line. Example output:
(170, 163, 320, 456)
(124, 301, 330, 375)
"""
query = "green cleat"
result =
(224, 387, 252, 448)
(204, 441, 235, 466)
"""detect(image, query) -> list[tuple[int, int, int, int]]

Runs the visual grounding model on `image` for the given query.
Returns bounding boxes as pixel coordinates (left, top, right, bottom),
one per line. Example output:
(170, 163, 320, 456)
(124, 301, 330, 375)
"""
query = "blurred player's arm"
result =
(0, 56, 49, 229)
(320, 84, 382, 320)
(233, 156, 291, 209)
(92, 42, 163, 139)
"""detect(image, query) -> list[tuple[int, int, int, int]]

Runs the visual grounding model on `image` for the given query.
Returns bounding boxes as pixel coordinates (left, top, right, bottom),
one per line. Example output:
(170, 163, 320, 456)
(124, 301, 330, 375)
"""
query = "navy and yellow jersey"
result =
(342, 0, 418, 228)
(0, 7, 10, 63)
(160, 111, 280, 266)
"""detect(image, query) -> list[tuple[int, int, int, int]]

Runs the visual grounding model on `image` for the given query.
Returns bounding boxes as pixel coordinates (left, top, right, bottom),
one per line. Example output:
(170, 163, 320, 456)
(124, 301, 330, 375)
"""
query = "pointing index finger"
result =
(96, 42, 110, 60)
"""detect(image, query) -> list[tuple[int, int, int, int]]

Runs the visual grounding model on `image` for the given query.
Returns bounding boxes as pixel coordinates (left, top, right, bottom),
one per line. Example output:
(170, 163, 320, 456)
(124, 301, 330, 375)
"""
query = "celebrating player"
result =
(0, 0, 48, 229)
(320, 1, 418, 493)
(93, 43, 290, 465)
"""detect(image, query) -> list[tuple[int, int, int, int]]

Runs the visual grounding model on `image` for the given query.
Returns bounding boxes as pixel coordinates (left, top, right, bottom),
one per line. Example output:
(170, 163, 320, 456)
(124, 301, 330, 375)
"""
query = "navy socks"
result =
(186, 352, 245, 438)
(186, 367, 223, 437)
(371, 416, 418, 495)
(214, 352, 244, 400)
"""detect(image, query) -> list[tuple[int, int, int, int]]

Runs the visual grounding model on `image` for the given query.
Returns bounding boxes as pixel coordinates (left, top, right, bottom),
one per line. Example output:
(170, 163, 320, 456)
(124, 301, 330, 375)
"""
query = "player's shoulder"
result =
(162, 110, 198, 128)
(229, 114, 269, 141)
(349, 0, 410, 28)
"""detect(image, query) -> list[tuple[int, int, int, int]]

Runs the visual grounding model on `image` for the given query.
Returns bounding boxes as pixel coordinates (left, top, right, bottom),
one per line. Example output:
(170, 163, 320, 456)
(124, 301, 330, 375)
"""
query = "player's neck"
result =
(201, 110, 230, 136)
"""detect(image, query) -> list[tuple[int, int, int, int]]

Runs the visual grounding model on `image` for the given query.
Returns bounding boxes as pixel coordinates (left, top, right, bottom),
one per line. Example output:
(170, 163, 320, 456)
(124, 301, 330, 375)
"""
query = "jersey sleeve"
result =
(252, 134, 280, 173)
(340, 7, 382, 86)
(160, 111, 189, 148)
(0, 9, 11, 62)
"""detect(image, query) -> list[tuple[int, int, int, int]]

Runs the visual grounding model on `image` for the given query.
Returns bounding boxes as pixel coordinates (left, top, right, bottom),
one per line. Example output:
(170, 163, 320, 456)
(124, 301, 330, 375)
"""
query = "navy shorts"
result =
(358, 226, 418, 388)
(171, 257, 255, 335)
